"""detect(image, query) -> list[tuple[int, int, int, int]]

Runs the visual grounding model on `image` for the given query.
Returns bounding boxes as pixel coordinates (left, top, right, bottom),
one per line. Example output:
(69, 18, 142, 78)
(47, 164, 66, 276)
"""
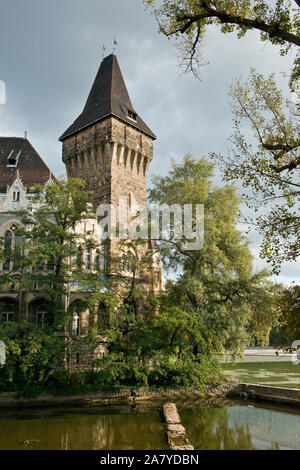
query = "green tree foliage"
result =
(149, 155, 280, 353)
(276, 284, 300, 341)
(0, 321, 65, 392)
(144, 0, 300, 85)
(212, 70, 300, 272)
(93, 307, 222, 388)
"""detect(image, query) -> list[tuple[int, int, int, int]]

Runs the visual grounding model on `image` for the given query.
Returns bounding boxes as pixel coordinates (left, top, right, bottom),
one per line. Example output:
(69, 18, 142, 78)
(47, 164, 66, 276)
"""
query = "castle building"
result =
(0, 54, 162, 334)
(0, 137, 54, 323)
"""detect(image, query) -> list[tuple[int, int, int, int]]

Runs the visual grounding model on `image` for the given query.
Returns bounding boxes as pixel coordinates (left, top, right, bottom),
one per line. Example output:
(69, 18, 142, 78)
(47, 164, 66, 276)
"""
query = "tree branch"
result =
(177, 6, 300, 47)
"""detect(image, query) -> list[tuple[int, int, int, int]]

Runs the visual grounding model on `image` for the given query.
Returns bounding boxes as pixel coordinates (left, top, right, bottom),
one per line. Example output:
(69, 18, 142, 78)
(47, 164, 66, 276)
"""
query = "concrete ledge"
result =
(228, 382, 300, 407)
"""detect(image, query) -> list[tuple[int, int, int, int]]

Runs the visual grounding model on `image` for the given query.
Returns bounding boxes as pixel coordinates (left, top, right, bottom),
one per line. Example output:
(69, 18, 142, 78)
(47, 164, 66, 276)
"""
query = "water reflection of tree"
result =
(57, 412, 165, 450)
(181, 407, 255, 450)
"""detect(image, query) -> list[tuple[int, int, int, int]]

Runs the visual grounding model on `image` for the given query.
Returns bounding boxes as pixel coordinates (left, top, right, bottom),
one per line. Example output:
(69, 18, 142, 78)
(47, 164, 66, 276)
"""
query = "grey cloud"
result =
(0, 0, 298, 283)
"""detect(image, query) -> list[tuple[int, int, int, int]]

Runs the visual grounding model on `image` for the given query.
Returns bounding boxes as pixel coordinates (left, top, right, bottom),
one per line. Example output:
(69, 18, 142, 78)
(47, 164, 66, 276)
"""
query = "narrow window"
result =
(85, 248, 91, 270)
(76, 246, 83, 269)
(94, 250, 100, 271)
(72, 313, 80, 336)
(102, 243, 109, 274)
(3, 231, 12, 271)
(13, 234, 22, 271)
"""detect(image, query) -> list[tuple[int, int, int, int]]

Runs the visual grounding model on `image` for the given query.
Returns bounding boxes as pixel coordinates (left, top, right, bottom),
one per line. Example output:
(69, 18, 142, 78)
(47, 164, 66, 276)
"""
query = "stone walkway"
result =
(163, 403, 194, 450)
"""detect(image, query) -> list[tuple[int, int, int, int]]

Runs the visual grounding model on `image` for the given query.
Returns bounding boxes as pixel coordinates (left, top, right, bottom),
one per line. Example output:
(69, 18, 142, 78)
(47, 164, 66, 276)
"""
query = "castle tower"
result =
(59, 54, 156, 210)
(60, 54, 161, 293)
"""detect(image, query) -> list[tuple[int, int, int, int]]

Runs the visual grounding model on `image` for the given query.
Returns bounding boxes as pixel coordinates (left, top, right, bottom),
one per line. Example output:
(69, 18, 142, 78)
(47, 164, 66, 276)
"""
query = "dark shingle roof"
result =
(0, 137, 53, 193)
(59, 54, 156, 141)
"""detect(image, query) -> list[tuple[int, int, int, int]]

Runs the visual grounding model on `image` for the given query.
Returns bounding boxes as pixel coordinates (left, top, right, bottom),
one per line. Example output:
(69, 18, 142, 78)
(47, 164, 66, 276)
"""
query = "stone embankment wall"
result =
(0, 383, 236, 409)
(0, 382, 298, 409)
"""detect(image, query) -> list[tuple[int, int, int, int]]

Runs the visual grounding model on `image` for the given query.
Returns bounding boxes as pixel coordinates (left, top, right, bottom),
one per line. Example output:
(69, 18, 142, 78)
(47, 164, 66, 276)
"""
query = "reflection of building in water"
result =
(228, 406, 300, 450)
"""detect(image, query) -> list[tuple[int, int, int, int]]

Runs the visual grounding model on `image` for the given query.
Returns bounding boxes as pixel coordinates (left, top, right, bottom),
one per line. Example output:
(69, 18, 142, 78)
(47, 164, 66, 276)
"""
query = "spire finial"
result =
(102, 44, 106, 60)
(24, 131, 27, 140)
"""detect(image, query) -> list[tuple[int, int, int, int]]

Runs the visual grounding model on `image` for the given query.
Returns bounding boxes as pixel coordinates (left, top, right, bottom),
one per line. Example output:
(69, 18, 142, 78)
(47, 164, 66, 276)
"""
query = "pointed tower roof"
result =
(59, 54, 156, 141)
(0, 137, 54, 194)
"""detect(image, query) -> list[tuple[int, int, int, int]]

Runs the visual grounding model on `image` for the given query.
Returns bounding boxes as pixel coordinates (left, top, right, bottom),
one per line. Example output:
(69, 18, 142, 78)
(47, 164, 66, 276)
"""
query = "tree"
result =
(93, 306, 222, 388)
(149, 155, 280, 353)
(0, 177, 106, 330)
(144, 0, 300, 86)
(276, 284, 300, 342)
(211, 70, 300, 272)
(0, 321, 65, 392)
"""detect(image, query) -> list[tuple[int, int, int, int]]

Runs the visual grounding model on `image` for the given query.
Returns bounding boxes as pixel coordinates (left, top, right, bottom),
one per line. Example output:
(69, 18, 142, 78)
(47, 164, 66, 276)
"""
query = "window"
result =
(13, 234, 22, 272)
(37, 258, 46, 272)
(1, 227, 23, 273)
(94, 250, 100, 271)
(127, 110, 137, 121)
(0, 304, 14, 322)
(76, 246, 83, 269)
(102, 243, 109, 274)
(46, 254, 55, 272)
(72, 313, 80, 336)
(36, 304, 48, 328)
(85, 248, 91, 270)
(7, 150, 21, 168)
(121, 252, 136, 273)
(13, 191, 20, 202)
(3, 231, 12, 271)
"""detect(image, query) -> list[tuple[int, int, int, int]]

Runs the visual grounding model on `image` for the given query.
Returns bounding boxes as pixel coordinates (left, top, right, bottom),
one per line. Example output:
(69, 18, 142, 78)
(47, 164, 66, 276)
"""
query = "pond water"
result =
(179, 403, 300, 450)
(0, 407, 166, 450)
(0, 401, 299, 450)
(222, 353, 300, 388)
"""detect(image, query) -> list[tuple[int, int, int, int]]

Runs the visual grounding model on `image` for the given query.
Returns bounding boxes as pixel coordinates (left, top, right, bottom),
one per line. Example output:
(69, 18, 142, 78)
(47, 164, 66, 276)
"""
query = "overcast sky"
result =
(0, 0, 298, 284)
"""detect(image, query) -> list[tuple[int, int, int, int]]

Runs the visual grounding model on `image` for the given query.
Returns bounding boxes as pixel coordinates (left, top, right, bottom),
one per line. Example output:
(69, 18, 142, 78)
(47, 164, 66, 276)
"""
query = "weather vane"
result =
(113, 37, 118, 54)
(102, 44, 106, 60)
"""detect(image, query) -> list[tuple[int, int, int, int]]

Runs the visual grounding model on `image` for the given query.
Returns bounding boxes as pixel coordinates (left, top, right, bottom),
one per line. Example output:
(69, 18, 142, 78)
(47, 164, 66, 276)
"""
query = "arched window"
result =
(0, 303, 14, 322)
(3, 231, 12, 271)
(36, 304, 48, 328)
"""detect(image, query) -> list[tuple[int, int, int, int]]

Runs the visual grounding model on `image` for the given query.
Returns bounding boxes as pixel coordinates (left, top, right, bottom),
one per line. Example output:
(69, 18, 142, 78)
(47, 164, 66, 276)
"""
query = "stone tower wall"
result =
(62, 117, 153, 211)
